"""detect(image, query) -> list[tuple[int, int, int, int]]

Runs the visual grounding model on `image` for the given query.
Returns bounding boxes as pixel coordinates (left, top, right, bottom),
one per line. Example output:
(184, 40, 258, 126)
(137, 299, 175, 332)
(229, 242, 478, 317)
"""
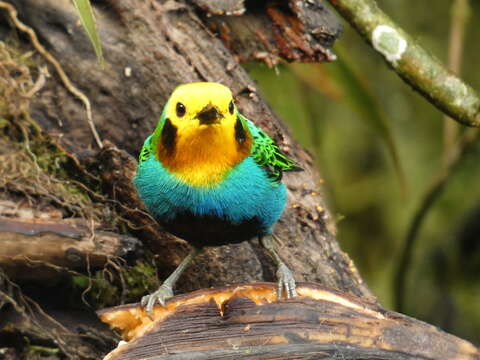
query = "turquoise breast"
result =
(134, 155, 287, 246)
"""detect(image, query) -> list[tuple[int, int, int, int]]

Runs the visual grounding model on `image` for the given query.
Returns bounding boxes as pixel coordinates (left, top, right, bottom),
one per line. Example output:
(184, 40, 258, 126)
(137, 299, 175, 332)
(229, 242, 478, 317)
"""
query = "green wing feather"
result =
(138, 135, 153, 164)
(139, 111, 169, 164)
(240, 114, 302, 182)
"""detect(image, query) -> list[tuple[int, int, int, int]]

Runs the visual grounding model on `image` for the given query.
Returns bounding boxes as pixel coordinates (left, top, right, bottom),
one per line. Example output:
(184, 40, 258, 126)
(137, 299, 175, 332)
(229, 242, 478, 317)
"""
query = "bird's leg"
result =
(260, 235, 297, 299)
(141, 247, 200, 315)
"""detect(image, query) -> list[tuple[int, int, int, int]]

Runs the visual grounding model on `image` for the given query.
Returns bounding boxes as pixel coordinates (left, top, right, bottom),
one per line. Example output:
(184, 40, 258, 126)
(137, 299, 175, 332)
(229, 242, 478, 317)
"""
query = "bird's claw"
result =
(141, 284, 174, 318)
(276, 263, 297, 299)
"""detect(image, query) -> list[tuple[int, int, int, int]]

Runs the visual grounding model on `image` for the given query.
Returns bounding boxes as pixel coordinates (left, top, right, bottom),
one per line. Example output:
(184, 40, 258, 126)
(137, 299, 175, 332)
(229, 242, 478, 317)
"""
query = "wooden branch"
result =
(325, 0, 480, 127)
(98, 283, 480, 360)
(0, 216, 142, 280)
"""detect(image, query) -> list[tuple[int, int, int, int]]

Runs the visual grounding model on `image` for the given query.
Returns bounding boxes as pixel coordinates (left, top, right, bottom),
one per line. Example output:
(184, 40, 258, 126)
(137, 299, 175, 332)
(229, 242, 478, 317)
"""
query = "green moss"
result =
(123, 258, 159, 299)
(70, 256, 158, 309)
(20, 336, 61, 360)
(1, 40, 101, 218)
(24, 345, 60, 359)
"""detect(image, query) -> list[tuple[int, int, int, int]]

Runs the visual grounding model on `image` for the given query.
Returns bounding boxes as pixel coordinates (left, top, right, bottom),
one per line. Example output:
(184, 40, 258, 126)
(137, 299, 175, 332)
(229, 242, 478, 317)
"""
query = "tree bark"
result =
(0, 216, 142, 280)
(98, 283, 480, 360)
(3, 0, 368, 298)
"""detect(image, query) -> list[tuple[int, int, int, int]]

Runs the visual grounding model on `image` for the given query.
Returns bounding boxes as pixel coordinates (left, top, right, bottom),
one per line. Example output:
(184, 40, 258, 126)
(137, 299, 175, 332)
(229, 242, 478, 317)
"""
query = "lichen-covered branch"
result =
(326, 0, 480, 127)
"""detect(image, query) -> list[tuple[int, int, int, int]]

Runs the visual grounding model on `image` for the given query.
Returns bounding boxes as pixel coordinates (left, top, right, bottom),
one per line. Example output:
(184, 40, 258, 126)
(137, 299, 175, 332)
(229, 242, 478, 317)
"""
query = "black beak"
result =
(197, 105, 222, 125)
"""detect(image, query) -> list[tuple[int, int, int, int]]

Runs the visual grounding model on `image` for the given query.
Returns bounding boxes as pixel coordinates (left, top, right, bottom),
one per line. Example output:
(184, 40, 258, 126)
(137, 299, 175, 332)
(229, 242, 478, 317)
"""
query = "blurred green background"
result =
(245, 0, 480, 345)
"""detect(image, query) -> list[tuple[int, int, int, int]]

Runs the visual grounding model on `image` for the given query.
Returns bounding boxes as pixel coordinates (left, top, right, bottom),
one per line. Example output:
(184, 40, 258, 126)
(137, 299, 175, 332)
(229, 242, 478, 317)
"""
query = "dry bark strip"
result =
(98, 283, 480, 360)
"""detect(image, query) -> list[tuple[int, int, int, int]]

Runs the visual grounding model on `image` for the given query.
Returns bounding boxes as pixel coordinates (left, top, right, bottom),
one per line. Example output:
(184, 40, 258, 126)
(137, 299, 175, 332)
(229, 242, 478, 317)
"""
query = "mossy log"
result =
(98, 283, 479, 360)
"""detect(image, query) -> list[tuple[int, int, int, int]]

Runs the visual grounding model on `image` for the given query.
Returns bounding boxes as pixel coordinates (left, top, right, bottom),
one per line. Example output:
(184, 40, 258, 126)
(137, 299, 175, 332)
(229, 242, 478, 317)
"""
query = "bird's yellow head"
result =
(152, 82, 252, 187)
(165, 82, 235, 129)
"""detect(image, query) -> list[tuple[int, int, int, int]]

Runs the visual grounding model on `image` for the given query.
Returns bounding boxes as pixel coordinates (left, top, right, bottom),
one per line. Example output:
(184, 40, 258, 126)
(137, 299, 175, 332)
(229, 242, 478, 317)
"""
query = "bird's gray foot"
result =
(276, 262, 297, 299)
(141, 283, 174, 316)
(260, 235, 297, 300)
(140, 247, 200, 318)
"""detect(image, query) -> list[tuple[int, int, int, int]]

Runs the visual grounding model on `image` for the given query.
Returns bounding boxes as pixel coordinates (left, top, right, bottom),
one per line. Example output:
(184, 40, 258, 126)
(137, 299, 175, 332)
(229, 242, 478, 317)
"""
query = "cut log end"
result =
(97, 283, 479, 360)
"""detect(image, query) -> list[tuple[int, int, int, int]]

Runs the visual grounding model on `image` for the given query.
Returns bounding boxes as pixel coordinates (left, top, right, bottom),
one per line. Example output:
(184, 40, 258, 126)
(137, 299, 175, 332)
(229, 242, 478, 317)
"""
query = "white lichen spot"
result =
(372, 25, 407, 64)
(445, 75, 469, 107)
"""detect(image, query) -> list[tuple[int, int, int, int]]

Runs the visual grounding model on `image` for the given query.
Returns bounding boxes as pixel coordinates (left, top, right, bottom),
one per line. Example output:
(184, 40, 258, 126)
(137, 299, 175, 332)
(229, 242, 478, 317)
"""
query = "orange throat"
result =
(157, 124, 252, 187)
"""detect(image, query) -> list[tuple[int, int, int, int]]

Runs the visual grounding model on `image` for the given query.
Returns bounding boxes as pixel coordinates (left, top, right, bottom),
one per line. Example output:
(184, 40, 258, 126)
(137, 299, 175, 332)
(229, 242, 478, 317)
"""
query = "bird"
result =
(134, 82, 302, 314)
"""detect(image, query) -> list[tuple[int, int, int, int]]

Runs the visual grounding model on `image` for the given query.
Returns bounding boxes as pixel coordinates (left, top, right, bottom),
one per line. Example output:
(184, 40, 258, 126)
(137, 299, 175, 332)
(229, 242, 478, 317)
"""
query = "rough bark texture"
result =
(0, 216, 142, 280)
(98, 283, 480, 360)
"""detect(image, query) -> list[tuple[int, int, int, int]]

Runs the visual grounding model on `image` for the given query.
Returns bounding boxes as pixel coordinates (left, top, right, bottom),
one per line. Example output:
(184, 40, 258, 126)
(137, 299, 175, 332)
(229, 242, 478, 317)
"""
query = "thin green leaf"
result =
(72, 0, 104, 67)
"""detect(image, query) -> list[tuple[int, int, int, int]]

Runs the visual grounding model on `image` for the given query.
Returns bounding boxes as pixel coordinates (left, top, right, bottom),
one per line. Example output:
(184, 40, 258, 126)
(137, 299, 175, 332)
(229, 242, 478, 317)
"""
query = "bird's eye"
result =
(228, 100, 234, 115)
(176, 102, 186, 117)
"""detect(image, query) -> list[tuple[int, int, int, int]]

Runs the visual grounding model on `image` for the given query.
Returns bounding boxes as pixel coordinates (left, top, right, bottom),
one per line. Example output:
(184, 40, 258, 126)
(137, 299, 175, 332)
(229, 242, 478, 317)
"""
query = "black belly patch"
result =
(160, 212, 263, 247)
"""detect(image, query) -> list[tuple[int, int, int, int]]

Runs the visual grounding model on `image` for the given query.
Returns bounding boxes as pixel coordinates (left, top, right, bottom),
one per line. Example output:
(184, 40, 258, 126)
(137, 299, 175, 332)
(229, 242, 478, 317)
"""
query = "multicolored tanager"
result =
(134, 82, 301, 313)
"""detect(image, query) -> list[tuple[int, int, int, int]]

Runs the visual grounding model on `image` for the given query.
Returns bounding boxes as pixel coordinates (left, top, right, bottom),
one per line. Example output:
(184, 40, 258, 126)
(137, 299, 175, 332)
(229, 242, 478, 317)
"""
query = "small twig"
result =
(0, 1, 103, 148)
(81, 249, 93, 308)
(105, 257, 128, 304)
(18, 122, 41, 172)
(394, 129, 479, 312)
(326, 0, 480, 127)
(25, 65, 48, 98)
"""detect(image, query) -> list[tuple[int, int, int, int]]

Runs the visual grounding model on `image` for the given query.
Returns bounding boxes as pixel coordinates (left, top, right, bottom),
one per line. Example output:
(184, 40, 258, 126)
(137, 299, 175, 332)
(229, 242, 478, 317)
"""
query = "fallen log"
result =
(98, 283, 480, 360)
(0, 216, 142, 280)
